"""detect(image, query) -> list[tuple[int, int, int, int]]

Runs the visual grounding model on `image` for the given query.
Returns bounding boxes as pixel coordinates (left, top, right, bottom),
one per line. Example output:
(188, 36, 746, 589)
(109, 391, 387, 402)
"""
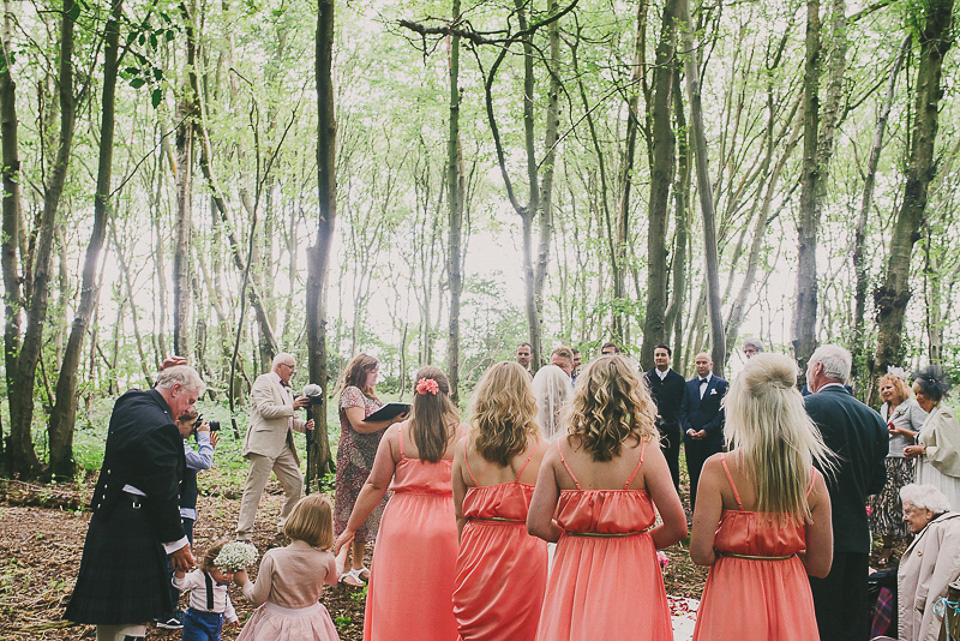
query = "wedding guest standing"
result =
(334, 366, 463, 641)
(645, 344, 686, 492)
(334, 354, 405, 586)
(804, 345, 888, 641)
(869, 370, 927, 565)
(680, 352, 728, 511)
(905, 366, 960, 512)
(528, 355, 687, 641)
(532, 365, 573, 441)
(690, 353, 834, 641)
(452, 362, 548, 641)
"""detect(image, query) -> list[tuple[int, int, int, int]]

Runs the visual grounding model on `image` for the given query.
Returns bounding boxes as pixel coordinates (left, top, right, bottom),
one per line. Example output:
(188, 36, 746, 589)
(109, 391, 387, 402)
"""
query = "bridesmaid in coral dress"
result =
(334, 366, 463, 641)
(452, 361, 548, 641)
(528, 355, 688, 641)
(689, 353, 834, 641)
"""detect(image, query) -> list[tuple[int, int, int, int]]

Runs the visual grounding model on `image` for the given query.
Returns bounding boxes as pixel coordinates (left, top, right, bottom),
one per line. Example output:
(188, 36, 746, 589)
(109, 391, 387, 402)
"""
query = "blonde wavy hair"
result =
(566, 355, 658, 461)
(470, 362, 540, 466)
(409, 366, 460, 463)
(878, 373, 913, 406)
(724, 353, 834, 520)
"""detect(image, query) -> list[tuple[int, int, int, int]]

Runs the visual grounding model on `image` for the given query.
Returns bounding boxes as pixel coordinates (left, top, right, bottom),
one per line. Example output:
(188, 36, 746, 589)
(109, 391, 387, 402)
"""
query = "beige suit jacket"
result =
(898, 511, 960, 641)
(242, 372, 307, 462)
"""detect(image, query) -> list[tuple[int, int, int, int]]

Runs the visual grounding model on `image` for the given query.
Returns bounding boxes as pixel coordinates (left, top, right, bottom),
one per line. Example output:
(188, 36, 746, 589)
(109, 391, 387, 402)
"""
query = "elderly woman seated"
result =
(872, 484, 960, 641)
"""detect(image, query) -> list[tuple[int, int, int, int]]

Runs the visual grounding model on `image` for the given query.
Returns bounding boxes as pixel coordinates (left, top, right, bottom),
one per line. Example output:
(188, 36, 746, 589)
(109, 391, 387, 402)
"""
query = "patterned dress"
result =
(334, 386, 388, 543)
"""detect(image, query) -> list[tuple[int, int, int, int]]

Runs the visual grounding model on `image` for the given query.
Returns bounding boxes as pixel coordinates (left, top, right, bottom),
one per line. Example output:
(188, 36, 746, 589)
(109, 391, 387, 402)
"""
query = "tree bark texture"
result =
(306, 0, 337, 487)
(46, 0, 122, 480)
(793, 0, 821, 378)
(678, 0, 725, 375)
(871, 0, 955, 392)
(640, 0, 677, 367)
(445, 0, 464, 403)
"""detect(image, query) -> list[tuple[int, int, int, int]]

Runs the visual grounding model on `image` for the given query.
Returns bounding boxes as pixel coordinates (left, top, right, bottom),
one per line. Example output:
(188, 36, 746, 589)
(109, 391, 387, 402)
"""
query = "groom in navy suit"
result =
(679, 352, 728, 511)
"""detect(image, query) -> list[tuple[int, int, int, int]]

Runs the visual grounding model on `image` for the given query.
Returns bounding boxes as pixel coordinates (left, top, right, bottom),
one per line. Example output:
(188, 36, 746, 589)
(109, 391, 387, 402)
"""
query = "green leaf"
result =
(129, 77, 145, 89)
(152, 67, 163, 81)
(66, 2, 81, 21)
(149, 33, 158, 49)
(165, 29, 175, 42)
(151, 88, 163, 108)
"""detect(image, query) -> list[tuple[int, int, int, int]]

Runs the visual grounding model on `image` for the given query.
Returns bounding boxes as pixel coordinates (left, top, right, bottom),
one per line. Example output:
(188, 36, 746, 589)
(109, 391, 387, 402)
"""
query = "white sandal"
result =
(339, 568, 364, 587)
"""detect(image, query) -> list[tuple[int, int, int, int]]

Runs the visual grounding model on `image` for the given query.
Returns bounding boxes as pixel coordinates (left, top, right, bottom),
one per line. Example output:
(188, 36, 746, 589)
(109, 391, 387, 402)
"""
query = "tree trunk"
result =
(793, 0, 821, 379)
(851, 35, 909, 383)
(9, 0, 80, 479)
(46, 0, 122, 480)
(664, 71, 689, 360)
(306, 0, 337, 488)
(678, 0, 724, 375)
(173, 0, 200, 358)
(871, 0, 954, 396)
(640, 0, 677, 367)
(445, 2, 464, 403)
(0, 0, 25, 476)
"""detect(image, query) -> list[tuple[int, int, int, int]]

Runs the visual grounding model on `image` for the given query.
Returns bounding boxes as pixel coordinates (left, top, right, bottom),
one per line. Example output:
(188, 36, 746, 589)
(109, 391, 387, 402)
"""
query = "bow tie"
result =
(699, 378, 709, 384)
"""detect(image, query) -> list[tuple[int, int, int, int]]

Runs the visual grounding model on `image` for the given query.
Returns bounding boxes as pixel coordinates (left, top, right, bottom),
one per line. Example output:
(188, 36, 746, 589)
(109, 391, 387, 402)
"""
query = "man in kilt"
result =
(65, 365, 204, 641)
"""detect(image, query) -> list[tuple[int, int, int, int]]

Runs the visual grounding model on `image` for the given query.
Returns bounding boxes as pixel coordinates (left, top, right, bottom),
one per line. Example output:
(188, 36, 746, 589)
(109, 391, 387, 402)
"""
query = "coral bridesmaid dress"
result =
(536, 439, 673, 641)
(692, 454, 820, 640)
(363, 428, 459, 641)
(453, 445, 548, 641)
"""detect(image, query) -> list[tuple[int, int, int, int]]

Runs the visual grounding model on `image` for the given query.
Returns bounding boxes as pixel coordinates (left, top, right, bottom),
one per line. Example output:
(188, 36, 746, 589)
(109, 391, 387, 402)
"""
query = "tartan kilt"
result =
(64, 498, 173, 624)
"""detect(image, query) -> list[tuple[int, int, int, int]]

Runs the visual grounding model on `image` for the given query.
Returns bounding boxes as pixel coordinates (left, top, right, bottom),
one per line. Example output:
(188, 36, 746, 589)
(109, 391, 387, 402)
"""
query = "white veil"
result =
(532, 365, 574, 441)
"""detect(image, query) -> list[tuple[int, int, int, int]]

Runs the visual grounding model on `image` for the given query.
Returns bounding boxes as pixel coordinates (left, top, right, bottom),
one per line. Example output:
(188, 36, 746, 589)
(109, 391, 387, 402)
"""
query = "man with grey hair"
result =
(741, 339, 764, 359)
(804, 344, 888, 641)
(65, 364, 204, 641)
(236, 352, 314, 541)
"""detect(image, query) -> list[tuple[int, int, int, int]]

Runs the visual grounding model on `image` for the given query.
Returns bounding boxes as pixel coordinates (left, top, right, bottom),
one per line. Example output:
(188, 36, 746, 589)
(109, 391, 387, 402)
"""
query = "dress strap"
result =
(397, 426, 406, 458)
(462, 440, 480, 486)
(623, 439, 648, 489)
(720, 453, 744, 510)
(806, 467, 816, 498)
(515, 446, 537, 481)
(556, 441, 582, 491)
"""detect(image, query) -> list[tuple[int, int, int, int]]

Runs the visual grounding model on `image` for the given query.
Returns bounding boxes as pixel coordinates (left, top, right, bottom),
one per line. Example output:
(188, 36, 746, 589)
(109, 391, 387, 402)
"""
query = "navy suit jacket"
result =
(679, 374, 728, 449)
(644, 368, 686, 429)
(804, 385, 888, 554)
(89, 388, 186, 543)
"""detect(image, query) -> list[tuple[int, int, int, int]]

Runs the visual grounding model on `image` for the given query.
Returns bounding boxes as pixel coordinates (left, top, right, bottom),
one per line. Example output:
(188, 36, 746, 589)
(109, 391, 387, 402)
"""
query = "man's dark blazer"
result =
(804, 385, 888, 554)
(644, 368, 686, 430)
(90, 388, 186, 542)
(679, 374, 729, 449)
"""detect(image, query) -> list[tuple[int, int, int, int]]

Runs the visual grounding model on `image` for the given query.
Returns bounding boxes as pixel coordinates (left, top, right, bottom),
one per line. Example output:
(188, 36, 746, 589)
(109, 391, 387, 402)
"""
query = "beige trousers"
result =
(236, 445, 303, 540)
(96, 624, 146, 641)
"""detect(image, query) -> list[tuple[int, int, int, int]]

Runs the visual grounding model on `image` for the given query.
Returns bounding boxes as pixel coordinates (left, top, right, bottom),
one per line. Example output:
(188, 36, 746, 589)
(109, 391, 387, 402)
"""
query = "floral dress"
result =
(334, 386, 388, 543)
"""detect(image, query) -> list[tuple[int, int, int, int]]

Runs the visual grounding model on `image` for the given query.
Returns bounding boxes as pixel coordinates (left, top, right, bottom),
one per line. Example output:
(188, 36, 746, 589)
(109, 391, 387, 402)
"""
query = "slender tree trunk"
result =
(871, 0, 954, 396)
(793, 0, 821, 379)
(852, 36, 909, 382)
(664, 72, 689, 359)
(306, 0, 337, 487)
(173, 0, 200, 358)
(445, 3, 464, 403)
(1, 0, 24, 476)
(46, 0, 122, 480)
(9, 0, 80, 478)
(678, 0, 724, 374)
(640, 0, 677, 366)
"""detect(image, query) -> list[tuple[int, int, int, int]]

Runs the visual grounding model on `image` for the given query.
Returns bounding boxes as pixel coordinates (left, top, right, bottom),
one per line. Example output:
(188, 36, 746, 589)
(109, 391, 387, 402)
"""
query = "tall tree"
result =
(46, 0, 124, 480)
(446, 8, 465, 402)
(871, 0, 955, 395)
(306, 0, 337, 487)
(640, 0, 677, 366)
(793, 0, 821, 377)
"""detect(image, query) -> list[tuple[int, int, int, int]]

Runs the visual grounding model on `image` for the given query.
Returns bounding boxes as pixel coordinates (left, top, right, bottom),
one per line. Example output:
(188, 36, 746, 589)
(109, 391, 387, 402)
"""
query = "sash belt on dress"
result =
(565, 530, 648, 538)
(721, 552, 795, 561)
(472, 516, 525, 524)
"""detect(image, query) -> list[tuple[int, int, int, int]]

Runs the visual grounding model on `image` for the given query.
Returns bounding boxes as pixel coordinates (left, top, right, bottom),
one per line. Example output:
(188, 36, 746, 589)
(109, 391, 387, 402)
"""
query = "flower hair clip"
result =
(416, 378, 440, 396)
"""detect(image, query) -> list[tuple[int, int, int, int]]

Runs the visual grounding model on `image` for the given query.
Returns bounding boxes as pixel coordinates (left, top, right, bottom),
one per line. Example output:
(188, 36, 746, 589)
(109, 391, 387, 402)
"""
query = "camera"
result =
(194, 415, 221, 431)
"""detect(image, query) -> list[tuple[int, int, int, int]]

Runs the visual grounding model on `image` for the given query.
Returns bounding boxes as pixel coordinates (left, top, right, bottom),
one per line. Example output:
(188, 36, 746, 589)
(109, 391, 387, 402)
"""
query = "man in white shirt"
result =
(236, 353, 314, 541)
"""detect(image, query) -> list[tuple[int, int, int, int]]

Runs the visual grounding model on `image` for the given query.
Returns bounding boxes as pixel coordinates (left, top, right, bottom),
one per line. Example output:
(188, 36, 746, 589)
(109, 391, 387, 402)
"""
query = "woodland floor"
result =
(0, 473, 899, 640)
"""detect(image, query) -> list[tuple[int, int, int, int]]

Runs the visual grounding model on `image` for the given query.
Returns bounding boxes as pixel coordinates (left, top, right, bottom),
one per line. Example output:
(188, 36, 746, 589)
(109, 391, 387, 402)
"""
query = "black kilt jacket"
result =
(65, 388, 186, 625)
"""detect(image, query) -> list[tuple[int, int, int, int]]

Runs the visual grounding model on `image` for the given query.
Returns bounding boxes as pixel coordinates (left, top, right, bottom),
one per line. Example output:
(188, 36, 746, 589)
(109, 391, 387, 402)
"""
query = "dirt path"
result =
(0, 479, 708, 640)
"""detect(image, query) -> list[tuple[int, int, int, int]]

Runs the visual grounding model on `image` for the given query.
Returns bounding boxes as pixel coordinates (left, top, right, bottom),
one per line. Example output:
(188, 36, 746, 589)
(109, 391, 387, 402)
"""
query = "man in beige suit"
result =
(236, 353, 314, 541)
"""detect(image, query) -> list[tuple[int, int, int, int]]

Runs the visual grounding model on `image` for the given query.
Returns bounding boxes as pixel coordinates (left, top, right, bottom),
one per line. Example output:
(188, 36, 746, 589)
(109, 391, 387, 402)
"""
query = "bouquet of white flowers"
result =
(214, 542, 258, 571)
